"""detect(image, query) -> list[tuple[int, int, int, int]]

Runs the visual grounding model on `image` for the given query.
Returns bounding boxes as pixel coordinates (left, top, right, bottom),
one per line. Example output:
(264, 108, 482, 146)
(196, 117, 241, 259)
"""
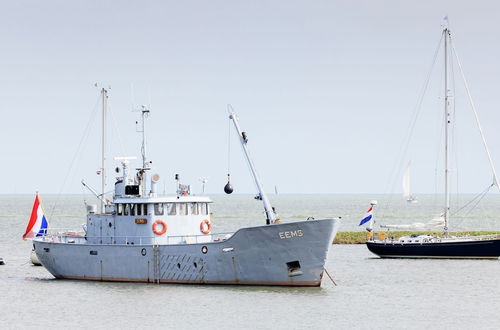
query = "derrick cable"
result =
(49, 94, 101, 220)
(108, 101, 126, 159)
(227, 104, 231, 177)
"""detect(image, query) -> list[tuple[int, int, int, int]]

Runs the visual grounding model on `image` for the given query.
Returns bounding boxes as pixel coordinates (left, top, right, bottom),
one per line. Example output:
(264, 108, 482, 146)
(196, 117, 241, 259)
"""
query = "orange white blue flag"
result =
(23, 193, 48, 240)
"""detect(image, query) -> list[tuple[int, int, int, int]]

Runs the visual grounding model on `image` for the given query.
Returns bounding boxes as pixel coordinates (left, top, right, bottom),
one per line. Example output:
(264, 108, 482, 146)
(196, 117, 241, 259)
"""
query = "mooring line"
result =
(324, 268, 337, 286)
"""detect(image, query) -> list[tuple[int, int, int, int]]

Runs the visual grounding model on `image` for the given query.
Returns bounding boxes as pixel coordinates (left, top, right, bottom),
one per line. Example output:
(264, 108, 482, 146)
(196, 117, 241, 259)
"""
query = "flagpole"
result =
(367, 200, 377, 241)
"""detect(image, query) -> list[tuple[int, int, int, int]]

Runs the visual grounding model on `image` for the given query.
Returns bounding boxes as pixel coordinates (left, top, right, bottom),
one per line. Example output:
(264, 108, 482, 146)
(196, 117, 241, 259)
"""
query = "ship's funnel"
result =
(150, 173, 160, 197)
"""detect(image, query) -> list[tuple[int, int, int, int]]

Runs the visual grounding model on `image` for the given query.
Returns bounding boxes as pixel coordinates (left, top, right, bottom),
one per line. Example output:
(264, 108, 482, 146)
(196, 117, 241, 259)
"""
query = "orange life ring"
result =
(200, 219, 211, 234)
(152, 220, 167, 235)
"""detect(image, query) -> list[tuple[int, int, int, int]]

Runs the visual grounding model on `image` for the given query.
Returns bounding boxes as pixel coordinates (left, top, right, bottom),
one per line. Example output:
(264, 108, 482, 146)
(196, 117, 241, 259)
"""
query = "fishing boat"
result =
(365, 22, 500, 259)
(32, 90, 340, 286)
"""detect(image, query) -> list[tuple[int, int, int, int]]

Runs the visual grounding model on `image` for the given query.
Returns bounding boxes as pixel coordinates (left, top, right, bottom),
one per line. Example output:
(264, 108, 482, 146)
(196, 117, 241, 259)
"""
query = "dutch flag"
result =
(23, 193, 48, 240)
(358, 206, 373, 226)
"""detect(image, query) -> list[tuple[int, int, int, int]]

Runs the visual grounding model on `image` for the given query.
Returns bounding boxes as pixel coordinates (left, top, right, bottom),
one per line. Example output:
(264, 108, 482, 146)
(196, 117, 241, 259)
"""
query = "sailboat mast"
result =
(101, 88, 108, 213)
(443, 27, 450, 236)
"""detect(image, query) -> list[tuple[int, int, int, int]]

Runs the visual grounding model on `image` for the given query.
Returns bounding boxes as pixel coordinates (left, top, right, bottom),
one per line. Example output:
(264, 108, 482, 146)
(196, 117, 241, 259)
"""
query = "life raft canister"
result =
(152, 220, 167, 235)
(200, 219, 212, 234)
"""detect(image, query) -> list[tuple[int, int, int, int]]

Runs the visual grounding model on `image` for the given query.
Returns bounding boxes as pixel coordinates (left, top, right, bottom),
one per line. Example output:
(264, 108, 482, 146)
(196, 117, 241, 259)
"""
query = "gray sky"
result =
(2, 0, 500, 195)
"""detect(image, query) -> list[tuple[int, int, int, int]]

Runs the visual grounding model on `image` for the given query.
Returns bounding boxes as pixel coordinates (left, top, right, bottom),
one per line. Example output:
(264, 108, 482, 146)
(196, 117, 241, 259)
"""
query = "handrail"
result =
(38, 231, 235, 246)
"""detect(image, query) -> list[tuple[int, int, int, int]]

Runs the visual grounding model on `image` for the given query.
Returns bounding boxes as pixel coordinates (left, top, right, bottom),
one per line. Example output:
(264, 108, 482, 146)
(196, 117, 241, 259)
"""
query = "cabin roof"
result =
(113, 196, 212, 204)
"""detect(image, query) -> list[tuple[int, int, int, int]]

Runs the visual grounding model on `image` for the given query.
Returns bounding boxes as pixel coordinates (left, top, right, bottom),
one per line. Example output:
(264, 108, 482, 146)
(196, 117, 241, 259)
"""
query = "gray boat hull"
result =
(34, 219, 339, 286)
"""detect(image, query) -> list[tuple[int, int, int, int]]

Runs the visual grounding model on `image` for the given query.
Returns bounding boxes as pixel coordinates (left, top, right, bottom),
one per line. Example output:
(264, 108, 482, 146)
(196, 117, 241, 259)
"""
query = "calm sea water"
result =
(1, 194, 499, 329)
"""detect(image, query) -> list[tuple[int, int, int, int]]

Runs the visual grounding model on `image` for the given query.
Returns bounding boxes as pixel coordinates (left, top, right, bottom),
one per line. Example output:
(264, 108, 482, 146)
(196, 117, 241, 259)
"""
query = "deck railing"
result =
(37, 230, 234, 246)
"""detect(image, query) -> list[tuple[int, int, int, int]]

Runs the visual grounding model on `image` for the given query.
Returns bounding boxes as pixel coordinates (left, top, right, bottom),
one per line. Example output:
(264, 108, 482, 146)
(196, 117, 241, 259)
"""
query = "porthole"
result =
(141, 248, 147, 256)
(201, 246, 208, 254)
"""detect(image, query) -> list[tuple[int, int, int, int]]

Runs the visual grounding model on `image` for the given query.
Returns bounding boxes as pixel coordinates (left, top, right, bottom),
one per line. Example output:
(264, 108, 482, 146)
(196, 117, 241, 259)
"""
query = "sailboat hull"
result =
(366, 238, 500, 259)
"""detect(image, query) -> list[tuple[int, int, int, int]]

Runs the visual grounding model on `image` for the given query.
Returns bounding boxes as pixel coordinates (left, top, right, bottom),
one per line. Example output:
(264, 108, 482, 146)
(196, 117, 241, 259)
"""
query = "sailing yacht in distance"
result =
(366, 22, 500, 259)
(403, 162, 418, 203)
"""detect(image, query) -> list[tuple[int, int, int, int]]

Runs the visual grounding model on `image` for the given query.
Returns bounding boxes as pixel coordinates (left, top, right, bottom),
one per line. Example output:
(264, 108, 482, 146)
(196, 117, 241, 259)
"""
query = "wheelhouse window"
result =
(167, 203, 176, 215)
(130, 204, 136, 216)
(136, 204, 142, 216)
(190, 203, 199, 215)
(179, 203, 188, 215)
(123, 204, 129, 216)
(117, 204, 123, 216)
(200, 203, 208, 215)
(154, 203, 164, 216)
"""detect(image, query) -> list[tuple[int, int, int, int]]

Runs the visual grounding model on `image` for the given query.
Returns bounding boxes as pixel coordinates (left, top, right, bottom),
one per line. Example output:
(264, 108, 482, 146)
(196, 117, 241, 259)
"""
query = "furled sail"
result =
(380, 216, 444, 230)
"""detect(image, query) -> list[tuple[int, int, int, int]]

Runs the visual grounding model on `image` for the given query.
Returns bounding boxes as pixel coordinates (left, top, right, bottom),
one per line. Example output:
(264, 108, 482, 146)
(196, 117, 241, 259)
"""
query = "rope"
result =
(449, 47, 460, 212)
(432, 110, 446, 211)
(451, 183, 493, 217)
(464, 189, 490, 216)
(108, 101, 126, 158)
(227, 105, 231, 177)
(451, 36, 500, 191)
(380, 32, 444, 215)
(48, 93, 101, 219)
(227, 106, 231, 175)
(324, 268, 337, 286)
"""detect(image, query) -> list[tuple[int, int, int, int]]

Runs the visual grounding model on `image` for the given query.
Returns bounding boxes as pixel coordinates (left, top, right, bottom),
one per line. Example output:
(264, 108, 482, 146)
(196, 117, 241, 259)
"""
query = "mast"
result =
(443, 27, 450, 236)
(138, 105, 150, 196)
(101, 88, 108, 213)
(228, 110, 276, 224)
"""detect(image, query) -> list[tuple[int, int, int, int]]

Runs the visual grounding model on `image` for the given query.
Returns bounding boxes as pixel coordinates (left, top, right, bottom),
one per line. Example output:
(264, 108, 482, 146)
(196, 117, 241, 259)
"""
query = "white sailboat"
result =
(402, 163, 418, 203)
(365, 20, 500, 258)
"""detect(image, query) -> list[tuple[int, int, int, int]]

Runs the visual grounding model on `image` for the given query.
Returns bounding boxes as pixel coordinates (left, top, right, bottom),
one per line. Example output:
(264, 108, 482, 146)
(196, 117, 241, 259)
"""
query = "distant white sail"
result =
(402, 164, 411, 198)
(402, 163, 417, 203)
